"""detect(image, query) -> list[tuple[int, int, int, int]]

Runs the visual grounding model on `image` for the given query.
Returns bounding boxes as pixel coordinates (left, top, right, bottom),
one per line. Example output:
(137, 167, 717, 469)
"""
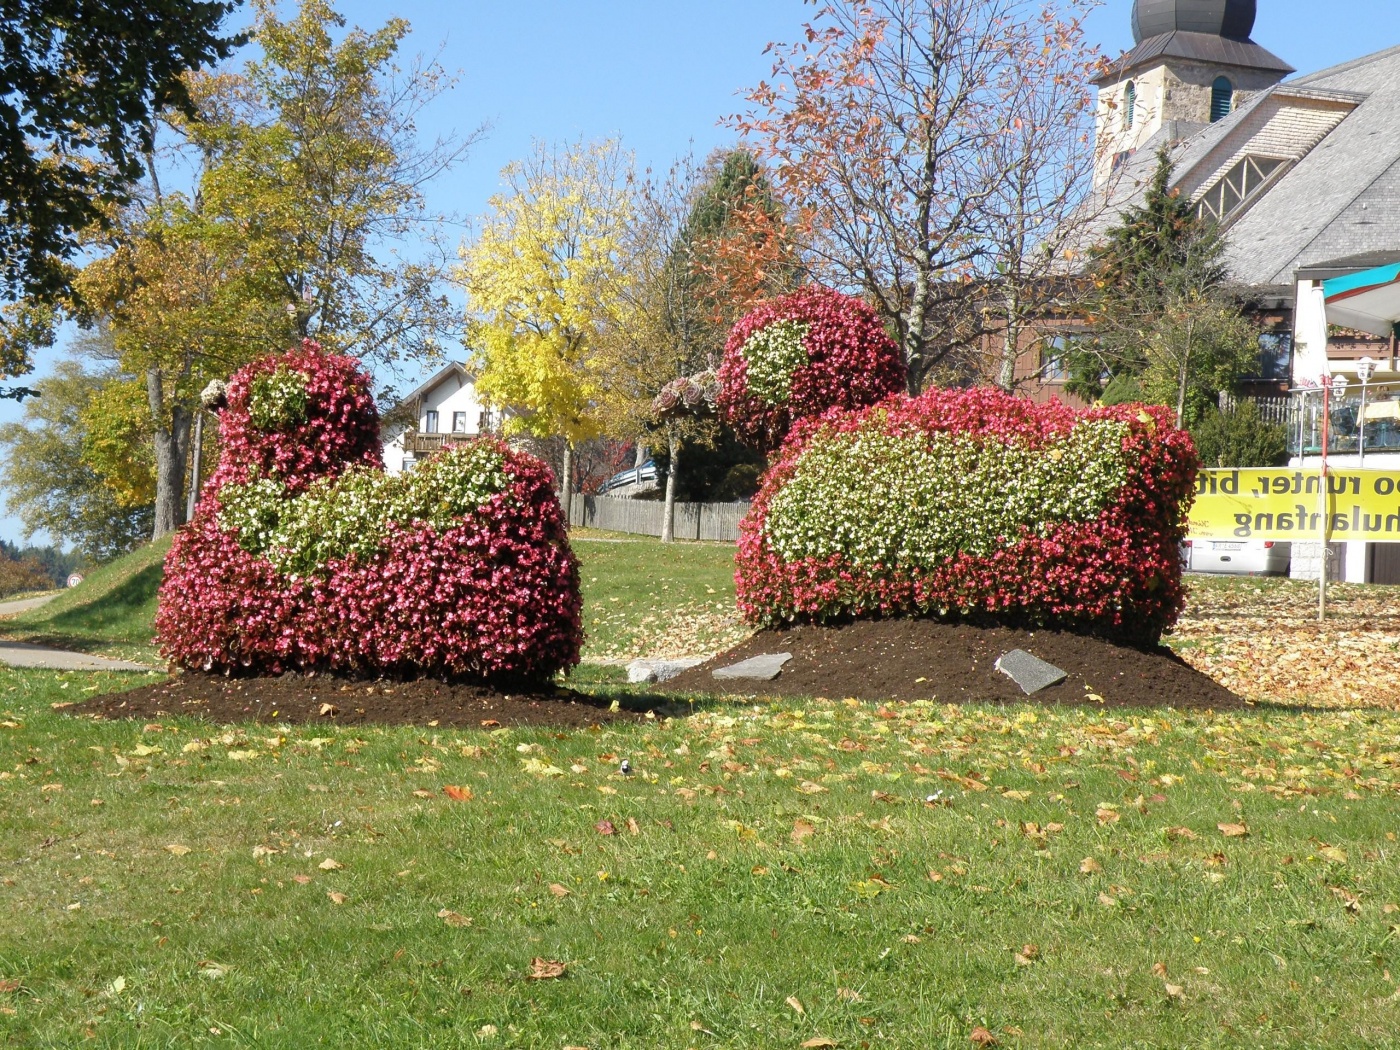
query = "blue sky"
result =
(0, 0, 1391, 546)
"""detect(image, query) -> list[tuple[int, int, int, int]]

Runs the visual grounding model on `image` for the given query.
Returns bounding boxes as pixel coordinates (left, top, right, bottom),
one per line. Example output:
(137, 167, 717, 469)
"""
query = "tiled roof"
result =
(1092, 30, 1294, 84)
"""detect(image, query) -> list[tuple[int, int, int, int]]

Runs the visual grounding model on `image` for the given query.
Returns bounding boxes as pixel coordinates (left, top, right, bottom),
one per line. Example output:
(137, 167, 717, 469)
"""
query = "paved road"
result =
(0, 592, 59, 616)
(0, 639, 154, 672)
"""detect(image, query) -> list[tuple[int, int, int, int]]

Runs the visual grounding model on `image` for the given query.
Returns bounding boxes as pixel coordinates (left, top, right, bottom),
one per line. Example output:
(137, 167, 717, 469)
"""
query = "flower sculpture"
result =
(736, 387, 1198, 645)
(717, 285, 905, 451)
(157, 342, 583, 679)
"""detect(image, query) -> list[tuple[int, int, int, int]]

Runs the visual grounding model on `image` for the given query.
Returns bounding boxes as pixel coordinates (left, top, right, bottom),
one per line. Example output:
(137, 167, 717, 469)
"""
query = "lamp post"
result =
(1357, 356, 1377, 465)
(1316, 374, 1340, 621)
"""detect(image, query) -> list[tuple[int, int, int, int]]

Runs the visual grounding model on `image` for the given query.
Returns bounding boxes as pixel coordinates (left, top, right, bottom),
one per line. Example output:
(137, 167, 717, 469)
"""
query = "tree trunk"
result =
(998, 282, 1021, 393)
(1175, 340, 1192, 430)
(149, 367, 193, 539)
(559, 441, 574, 524)
(661, 432, 679, 543)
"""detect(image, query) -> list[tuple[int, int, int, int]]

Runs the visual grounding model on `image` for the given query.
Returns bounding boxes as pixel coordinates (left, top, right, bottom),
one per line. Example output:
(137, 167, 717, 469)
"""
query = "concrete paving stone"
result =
(712, 652, 792, 681)
(994, 648, 1067, 695)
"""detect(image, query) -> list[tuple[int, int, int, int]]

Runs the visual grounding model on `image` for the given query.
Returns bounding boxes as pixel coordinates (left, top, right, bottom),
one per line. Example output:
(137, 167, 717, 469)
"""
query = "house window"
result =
(1124, 81, 1136, 129)
(1210, 76, 1233, 122)
(1255, 332, 1293, 380)
(452, 411, 467, 433)
(1040, 334, 1071, 381)
(1195, 154, 1284, 222)
(424, 410, 439, 433)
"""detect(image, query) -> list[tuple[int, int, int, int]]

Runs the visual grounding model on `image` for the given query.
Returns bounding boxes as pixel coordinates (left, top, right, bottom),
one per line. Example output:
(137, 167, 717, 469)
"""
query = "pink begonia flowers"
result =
(736, 386, 1198, 646)
(717, 285, 905, 451)
(157, 342, 583, 680)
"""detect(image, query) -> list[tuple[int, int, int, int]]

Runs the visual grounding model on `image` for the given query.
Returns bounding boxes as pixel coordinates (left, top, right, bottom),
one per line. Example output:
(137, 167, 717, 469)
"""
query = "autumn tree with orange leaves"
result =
(732, 0, 1104, 393)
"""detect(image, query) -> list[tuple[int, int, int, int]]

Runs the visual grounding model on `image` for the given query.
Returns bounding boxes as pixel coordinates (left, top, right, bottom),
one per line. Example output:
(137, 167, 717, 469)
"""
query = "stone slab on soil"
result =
(995, 649, 1068, 695)
(68, 672, 645, 728)
(663, 619, 1244, 709)
(627, 657, 706, 684)
(713, 652, 792, 681)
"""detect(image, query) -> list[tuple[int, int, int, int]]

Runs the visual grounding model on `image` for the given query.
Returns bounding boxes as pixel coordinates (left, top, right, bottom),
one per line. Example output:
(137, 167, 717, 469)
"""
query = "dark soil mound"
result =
(69, 672, 641, 728)
(663, 618, 1244, 709)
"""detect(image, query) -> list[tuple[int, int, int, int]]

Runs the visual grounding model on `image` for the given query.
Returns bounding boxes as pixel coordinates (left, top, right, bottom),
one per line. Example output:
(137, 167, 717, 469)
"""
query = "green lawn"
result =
(3, 537, 1400, 1047)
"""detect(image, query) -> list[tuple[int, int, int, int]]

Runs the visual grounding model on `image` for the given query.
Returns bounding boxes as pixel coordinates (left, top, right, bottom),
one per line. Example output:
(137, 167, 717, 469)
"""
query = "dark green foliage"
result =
(1099, 373, 1144, 405)
(649, 431, 765, 503)
(1190, 400, 1289, 469)
(0, 0, 242, 328)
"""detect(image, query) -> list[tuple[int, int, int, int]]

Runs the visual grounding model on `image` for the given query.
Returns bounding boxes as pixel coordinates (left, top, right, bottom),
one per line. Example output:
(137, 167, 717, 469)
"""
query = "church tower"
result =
(1092, 0, 1293, 186)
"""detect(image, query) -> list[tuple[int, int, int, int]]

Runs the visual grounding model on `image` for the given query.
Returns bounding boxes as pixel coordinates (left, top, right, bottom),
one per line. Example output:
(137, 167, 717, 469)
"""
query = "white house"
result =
(381, 362, 496, 474)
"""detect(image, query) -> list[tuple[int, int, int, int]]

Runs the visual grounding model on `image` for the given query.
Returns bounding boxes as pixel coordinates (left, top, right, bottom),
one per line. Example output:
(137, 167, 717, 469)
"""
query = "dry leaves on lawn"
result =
(528, 958, 567, 980)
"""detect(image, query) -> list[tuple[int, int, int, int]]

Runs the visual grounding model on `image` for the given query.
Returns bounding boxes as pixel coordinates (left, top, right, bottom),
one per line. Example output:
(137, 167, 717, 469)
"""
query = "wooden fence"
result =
(570, 495, 750, 541)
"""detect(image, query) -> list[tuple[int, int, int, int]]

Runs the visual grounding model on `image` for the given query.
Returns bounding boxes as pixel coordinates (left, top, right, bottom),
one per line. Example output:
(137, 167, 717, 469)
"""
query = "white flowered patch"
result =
(763, 419, 1130, 567)
(740, 319, 810, 405)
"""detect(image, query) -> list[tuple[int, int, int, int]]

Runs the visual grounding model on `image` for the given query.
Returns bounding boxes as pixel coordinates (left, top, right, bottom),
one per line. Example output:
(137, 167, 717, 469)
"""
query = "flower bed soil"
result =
(69, 672, 641, 728)
(662, 618, 1246, 710)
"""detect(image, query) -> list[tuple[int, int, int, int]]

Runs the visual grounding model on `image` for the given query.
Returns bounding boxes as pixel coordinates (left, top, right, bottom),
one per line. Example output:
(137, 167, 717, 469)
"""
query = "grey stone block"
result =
(994, 649, 1068, 695)
(626, 657, 705, 684)
(712, 652, 792, 681)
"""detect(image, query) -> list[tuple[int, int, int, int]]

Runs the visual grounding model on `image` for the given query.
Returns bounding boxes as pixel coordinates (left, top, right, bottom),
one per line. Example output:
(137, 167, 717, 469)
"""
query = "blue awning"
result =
(1323, 261, 1400, 338)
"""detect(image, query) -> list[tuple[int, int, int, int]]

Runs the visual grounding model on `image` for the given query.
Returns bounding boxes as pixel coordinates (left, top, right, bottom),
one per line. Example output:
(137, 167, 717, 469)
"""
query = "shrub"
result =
(717, 285, 905, 450)
(158, 347, 582, 680)
(1189, 399, 1287, 468)
(736, 387, 1198, 644)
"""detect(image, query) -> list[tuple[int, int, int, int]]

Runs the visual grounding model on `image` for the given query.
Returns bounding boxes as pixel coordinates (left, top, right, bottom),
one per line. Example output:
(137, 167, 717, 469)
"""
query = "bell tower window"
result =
(1124, 81, 1136, 128)
(1210, 76, 1233, 122)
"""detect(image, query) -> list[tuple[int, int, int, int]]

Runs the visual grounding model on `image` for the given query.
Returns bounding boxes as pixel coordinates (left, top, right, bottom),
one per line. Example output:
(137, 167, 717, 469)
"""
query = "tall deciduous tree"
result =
(597, 150, 797, 540)
(0, 0, 241, 321)
(733, 0, 1101, 392)
(23, 0, 479, 539)
(459, 139, 633, 513)
(1069, 150, 1257, 427)
(0, 359, 154, 560)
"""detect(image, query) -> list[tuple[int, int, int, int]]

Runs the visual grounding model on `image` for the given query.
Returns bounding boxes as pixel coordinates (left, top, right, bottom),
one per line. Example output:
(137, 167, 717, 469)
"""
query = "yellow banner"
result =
(1188, 468, 1400, 541)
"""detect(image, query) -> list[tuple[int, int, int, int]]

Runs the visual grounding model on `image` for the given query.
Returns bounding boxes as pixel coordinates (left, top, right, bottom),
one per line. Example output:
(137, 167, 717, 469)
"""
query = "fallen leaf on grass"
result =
(595, 820, 615, 836)
(1097, 892, 1118, 907)
(786, 995, 805, 1014)
(0, 979, 20, 993)
(802, 1039, 839, 1048)
(1151, 962, 1168, 978)
(252, 845, 280, 859)
(528, 958, 566, 980)
(1317, 845, 1348, 864)
(326, 891, 347, 905)
(1218, 822, 1249, 838)
(318, 858, 342, 871)
(412, 790, 434, 799)
(292, 875, 312, 885)
(836, 987, 863, 1002)
(626, 817, 641, 835)
(1164, 982, 1185, 1000)
(791, 820, 816, 844)
(969, 1026, 999, 1046)
(437, 909, 472, 927)
(164, 844, 192, 856)
(1166, 826, 1198, 842)
(1079, 857, 1102, 874)
(1014, 944, 1039, 966)
(548, 883, 571, 898)
(443, 785, 473, 802)
(1095, 807, 1120, 826)
(796, 780, 827, 795)
(197, 961, 228, 979)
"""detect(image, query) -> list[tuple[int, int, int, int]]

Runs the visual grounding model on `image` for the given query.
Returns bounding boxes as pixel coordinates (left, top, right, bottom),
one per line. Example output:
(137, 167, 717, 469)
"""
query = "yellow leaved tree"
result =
(459, 139, 634, 511)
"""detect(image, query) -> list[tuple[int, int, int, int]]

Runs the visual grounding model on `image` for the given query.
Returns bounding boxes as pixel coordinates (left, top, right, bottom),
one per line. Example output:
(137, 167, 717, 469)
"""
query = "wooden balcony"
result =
(402, 431, 481, 455)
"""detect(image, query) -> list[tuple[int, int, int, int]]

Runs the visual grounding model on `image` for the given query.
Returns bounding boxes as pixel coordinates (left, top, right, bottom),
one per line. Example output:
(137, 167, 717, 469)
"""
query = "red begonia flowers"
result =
(157, 344, 583, 681)
(735, 386, 1199, 646)
(717, 285, 906, 451)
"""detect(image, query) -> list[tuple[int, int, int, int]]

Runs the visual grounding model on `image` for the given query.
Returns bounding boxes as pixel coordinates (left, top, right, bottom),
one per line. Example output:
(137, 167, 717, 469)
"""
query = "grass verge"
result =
(3, 669, 1400, 1047)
